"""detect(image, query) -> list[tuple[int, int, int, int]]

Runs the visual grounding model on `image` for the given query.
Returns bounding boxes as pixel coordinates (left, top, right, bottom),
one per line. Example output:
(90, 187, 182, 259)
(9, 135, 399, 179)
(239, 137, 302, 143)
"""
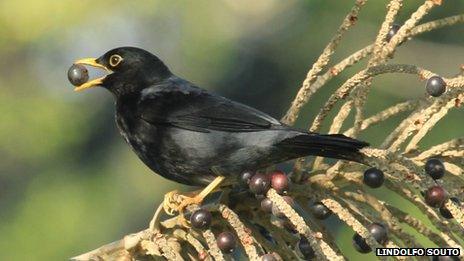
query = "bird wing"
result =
(138, 77, 282, 133)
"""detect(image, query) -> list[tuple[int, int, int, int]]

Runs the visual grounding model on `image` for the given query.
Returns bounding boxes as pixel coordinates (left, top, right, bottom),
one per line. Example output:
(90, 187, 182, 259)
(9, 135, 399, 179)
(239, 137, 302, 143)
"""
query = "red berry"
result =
(216, 232, 236, 253)
(270, 170, 289, 194)
(425, 185, 446, 208)
(249, 173, 271, 195)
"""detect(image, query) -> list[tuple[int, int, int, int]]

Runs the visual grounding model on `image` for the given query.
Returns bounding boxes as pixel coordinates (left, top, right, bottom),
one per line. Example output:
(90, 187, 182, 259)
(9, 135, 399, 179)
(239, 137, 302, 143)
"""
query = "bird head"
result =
(73, 47, 171, 96)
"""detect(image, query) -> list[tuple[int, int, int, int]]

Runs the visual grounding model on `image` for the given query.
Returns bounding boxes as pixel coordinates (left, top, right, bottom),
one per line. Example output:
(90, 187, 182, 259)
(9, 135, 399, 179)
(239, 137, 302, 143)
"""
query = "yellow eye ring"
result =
(109, 54, 123, 67)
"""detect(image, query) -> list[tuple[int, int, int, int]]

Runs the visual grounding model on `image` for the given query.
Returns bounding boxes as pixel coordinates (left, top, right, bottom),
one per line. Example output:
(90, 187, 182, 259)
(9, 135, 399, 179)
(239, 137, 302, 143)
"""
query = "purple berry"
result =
(249, 173, 271, 195)
(190, 209, 212, 229)
(216, 232, 236, 253)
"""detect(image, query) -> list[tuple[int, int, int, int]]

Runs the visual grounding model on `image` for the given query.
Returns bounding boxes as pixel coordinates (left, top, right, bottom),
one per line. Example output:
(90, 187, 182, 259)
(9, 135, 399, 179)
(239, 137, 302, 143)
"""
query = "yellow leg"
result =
(162, 176, 225, 227)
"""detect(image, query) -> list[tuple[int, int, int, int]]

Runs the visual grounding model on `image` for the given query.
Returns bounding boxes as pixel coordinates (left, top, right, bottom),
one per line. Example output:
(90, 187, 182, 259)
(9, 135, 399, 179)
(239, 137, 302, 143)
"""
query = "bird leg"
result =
(162, 176, 225, 227)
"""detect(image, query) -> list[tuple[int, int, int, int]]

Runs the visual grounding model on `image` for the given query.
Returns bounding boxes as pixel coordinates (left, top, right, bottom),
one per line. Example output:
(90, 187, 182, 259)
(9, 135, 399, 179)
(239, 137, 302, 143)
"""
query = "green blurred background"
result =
(0, 1, 463, 260)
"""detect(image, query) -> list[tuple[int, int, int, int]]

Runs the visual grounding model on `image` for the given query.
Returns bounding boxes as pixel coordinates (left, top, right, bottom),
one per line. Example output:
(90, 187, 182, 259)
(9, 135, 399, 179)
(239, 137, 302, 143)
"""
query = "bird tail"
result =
(278, 133, 369, 163)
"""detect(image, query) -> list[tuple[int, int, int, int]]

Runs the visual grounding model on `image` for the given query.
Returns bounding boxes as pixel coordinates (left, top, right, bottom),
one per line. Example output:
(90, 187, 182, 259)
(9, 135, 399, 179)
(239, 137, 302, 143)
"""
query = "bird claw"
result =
(161, 176, 226, 227)
(162, 191, 203, 227)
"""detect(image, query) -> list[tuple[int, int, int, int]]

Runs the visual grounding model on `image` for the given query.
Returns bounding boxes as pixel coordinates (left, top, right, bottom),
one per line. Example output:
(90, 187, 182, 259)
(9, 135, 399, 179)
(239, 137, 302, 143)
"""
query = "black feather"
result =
(277, 133, 369, 163)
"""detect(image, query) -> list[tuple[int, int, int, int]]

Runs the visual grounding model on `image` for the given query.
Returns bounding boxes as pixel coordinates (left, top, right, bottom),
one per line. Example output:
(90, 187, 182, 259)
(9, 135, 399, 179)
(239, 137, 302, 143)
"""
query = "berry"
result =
(270, 170, 289, 194)
(439, 197, 459, 219)
(261, 253, 278, 261)
(426, 76, 446, 97)
(240, 171, 254, 185)
(260, 198, 273, 213)
(216, 231, 236, 253)
(310, 202, 332, 220)
(249, 173, 271, 195)
(352, 223, 388, 253)
(190, 209, 212, 229)
(281, 218, 297, 234)
(386, 23, 401, 42)
(298, 237, 316, 260)
(68, 64, 89, 86)
(272, 196, 294, 218)
(363, 168, 385, 188)
(425, 158, 445, 180)
(425, 185, 446, 208)
(352, 233, 371, 253)
(368, 223, 388, 244)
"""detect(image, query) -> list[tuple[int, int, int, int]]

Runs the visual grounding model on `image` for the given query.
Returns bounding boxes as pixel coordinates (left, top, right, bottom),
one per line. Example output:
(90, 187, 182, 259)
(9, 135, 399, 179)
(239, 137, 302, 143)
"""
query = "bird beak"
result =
(73, 58, 112, 91)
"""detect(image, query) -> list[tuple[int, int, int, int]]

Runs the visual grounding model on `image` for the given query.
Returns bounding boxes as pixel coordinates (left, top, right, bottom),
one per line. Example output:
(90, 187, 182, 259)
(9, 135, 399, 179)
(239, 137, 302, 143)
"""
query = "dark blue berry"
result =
(352, 233, 371, 253)
(425, 158, 445, 180)
(298, 237, 316, 260)
(439, 197, 459, 219)
(386, 23, 401, 42)
(310, 202, 332, 220)
(369, 223, 388, 244)
(352, 223, 388, 253)
(68, 64, 89, 86)
(426, 76, 446, 97)
(240, 171, 254, 185)
(363, 168, 385, 188)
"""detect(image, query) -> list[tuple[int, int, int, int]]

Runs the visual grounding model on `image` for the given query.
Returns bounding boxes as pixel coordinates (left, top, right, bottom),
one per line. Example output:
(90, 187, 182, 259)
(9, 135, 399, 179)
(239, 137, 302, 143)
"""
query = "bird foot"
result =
(162, 176, 225, 227)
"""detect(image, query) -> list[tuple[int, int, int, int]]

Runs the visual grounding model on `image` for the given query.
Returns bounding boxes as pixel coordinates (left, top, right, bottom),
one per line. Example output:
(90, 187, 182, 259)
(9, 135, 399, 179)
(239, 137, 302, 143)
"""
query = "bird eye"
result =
(109, 54, 123, 67)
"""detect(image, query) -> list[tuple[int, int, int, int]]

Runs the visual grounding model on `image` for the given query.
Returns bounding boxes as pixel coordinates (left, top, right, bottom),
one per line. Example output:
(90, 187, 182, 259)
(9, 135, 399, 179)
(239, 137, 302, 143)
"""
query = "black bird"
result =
(72, 47, 368, 214)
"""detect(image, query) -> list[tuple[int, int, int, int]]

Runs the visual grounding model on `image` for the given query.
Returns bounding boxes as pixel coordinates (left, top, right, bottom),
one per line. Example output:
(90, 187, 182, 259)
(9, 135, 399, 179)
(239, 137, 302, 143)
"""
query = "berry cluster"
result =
(243, 170, 321, 258)
(190, 208, 238, 254)
(421, 158, 461, 219)
(243, 170, 290, 195)
(193, 159, 457, 256)
(189, 170, 293, 255)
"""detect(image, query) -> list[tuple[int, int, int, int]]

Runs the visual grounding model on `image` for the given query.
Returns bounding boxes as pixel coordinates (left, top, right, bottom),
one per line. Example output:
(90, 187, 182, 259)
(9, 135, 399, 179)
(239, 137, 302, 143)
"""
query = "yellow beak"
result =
(73, 58, 112, 91)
